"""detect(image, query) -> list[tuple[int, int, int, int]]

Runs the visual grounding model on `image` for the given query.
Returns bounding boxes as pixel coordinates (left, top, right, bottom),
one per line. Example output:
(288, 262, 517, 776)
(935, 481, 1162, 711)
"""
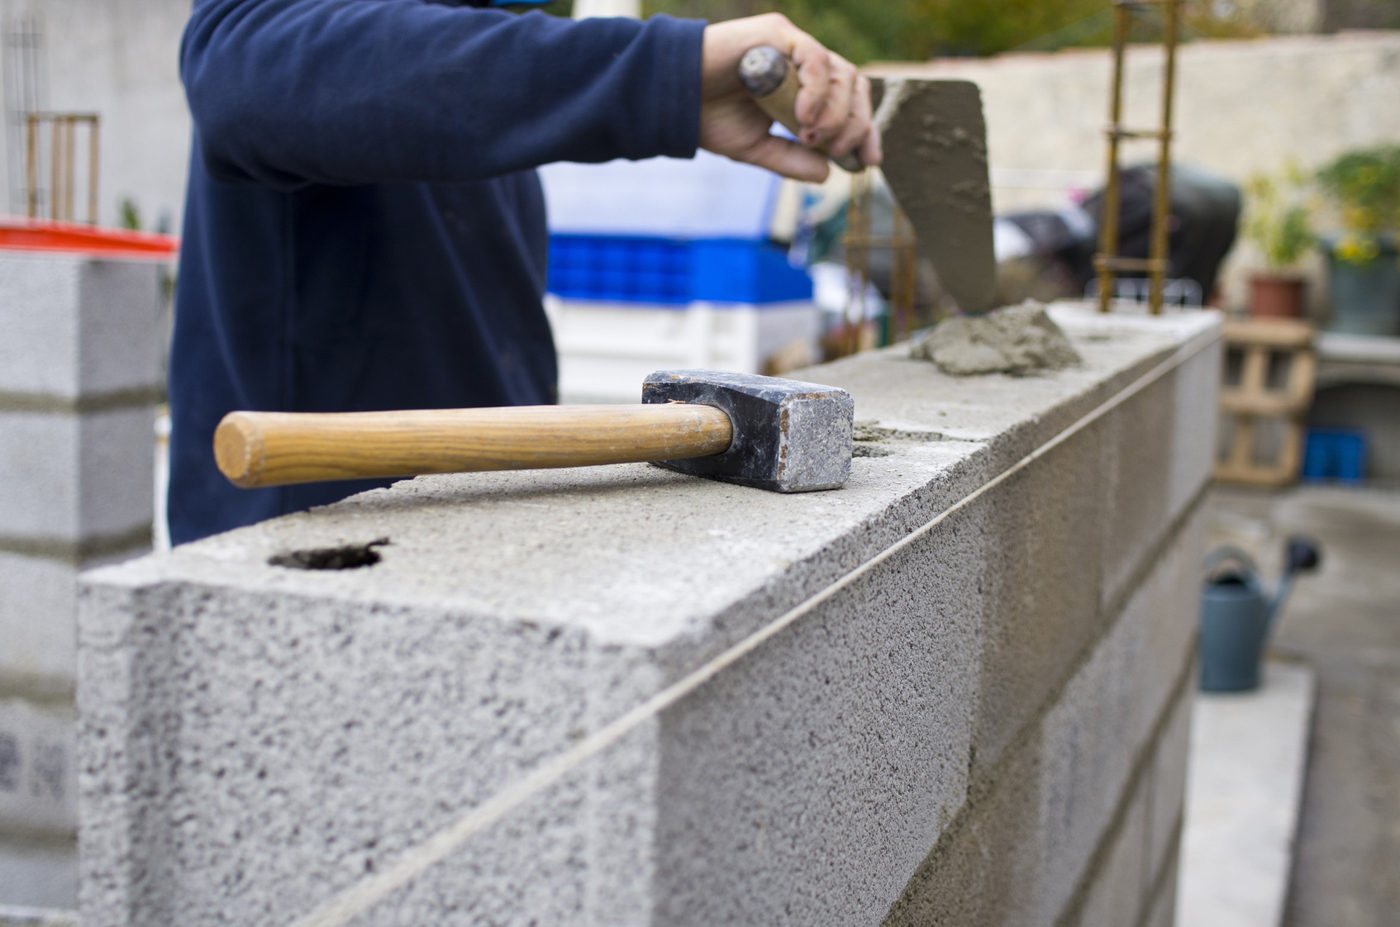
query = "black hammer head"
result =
(642, 369, 854, 493)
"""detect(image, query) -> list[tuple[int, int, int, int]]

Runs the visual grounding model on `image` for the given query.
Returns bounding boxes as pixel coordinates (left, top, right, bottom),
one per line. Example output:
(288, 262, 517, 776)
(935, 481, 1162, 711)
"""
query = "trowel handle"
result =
(738, 45, 866, 174)
(214, 404, 733, 489)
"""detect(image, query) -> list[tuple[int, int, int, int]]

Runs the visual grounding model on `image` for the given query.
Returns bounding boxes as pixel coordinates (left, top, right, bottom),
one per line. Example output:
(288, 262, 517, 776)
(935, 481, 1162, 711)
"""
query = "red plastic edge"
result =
(0, 215, 179, 260)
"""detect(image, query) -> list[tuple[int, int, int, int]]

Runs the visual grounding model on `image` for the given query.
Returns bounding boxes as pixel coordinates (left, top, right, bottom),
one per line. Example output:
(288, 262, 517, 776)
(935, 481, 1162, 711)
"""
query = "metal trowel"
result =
(740, 48, 998, 314)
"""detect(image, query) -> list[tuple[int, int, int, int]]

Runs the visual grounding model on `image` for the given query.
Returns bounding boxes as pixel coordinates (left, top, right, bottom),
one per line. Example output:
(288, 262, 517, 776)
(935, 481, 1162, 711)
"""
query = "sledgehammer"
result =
(214, 370, 854, 494)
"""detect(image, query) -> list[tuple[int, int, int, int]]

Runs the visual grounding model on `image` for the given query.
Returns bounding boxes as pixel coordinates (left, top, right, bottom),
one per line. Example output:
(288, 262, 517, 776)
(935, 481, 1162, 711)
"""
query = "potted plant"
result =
(1244, 167, 1313, 319)
(1316, 144, 1400, 336)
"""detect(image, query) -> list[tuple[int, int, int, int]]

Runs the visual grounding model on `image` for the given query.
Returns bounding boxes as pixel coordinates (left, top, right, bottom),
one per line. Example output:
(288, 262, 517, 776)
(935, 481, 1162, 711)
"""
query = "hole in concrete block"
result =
(269, 539, 389, 571)
(852, 444, 893, 458)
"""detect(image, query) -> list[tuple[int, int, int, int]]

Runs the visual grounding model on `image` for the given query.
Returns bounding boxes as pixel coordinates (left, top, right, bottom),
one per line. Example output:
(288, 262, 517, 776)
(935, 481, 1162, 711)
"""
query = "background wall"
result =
(0, 0, 189, 231)
(869, 32, 1400, 314)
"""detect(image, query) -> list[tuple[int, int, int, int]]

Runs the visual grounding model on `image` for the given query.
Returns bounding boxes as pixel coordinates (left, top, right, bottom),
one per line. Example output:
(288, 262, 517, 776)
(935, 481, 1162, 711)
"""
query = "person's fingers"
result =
(827, 72, 871, 159)
(787, 31, 832, 129)
(859, 122, 884, 167)
(817, 59, 863, 152)
(736, 133, 831, 184)
(804, 54, 857, 148)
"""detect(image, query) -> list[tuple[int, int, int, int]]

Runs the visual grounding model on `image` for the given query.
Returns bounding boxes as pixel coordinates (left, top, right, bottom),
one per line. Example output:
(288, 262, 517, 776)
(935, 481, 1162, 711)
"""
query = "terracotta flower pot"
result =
(1249, 273, 1306, 319)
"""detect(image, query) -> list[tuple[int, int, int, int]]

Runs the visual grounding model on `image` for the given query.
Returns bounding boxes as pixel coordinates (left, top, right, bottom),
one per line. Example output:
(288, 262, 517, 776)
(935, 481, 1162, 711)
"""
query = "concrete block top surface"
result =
(87, 306, 1219, 658)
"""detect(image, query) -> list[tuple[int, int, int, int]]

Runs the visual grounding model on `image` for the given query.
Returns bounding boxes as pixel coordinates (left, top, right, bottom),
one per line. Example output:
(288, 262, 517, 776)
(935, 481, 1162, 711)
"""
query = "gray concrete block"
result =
(1148, 684, 1191, 894)
(968, 416, 1107, 779)
(1099, 332, 1218, 614)
(78, 574, 657, 927)
(1035, 502, 1203, 921)
(0, 843, 76, 912)
(1133, 502, 1207, 744)
(883, 731, 1045, 927)
(1076, 770, 1148, 927)
(0, 407, 154, 544)
(78, 408, 157, 544)
(1100, 374, 1177, 611)
(1167, 342, 1221, 519)
(1144, 853, 1179, 927)
(0, 554, 78, 690)
(0, 258, 79, 399)
(77, 307, 1222, 927)
(1037, 603, 1147, 921)
(0, 255, 161, 400)
(0, 700, 76, 835)
(652, 512, 981, 926)
(75, 261, 164, 399)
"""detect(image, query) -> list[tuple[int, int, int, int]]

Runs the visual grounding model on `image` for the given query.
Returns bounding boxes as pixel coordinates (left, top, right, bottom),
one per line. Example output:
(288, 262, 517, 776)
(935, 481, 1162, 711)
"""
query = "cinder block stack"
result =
(0, 252, 161, 910)
(77, 305, 1221, 927)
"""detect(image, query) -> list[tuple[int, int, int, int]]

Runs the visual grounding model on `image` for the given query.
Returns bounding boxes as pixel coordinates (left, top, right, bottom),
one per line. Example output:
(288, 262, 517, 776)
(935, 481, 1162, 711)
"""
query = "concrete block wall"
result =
(0, 252, 161, 910)
(78, 303, 1220, 927)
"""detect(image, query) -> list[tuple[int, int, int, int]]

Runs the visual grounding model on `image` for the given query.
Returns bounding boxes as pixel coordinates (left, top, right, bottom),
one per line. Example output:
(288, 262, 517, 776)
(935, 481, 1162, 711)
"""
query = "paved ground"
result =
(1207, 486, 1400, 927)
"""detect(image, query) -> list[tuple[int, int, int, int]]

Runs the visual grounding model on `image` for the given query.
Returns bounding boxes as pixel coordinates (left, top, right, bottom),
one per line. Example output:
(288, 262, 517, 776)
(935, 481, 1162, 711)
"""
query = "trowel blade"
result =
(871, 78, 997, 314)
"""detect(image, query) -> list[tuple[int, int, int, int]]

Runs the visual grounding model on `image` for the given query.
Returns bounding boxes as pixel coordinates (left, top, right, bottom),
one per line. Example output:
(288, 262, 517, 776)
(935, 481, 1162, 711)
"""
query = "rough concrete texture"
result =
(910, 300, 1081, 375)
(0, 555, 79, 691)
(1150, 678, 1193, 884)
(0, 699, 76, 834)
(78, 303, 1220, 927)
(884, 531, 1200, 927)
(0, 256, 161, 401)
(1078, 769, 1148, 927)
(0, 251, 162, 909)
(0, 408, 155, 546)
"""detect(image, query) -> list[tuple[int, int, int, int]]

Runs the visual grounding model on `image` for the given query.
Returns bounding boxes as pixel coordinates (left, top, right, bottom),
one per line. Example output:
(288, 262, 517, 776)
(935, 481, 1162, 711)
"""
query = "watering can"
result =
(1199, 536, 1320, 692)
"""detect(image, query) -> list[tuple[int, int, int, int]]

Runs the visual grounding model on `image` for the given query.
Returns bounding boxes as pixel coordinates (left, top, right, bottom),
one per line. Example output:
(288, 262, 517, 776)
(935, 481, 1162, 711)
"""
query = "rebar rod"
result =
(88, 116, 100, 224)
(1095, 2, 1131, 314)
(1148, 0, 1180, 315)
(25, 113, 39, 218)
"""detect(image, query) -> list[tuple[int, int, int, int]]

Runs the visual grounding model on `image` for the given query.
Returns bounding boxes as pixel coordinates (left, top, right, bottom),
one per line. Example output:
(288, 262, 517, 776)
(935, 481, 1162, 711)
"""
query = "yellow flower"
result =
(1335, 233, 1380, 265)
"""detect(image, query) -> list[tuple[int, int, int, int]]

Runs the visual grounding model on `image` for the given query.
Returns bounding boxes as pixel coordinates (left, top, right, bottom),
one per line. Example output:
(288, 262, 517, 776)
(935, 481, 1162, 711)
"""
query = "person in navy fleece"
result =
(169, 0, 881, 544)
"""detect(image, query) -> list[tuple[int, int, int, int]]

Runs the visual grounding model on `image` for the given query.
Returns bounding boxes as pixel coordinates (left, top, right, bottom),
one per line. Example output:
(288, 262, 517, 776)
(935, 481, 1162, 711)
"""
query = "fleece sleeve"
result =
(181, 0, 706, 189)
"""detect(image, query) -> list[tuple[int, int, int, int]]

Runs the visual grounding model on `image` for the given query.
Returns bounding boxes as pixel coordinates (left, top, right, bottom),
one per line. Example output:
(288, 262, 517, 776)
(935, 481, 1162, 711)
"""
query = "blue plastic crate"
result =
(1302, 428, 1367, 483)
(547, 235, 812, 305)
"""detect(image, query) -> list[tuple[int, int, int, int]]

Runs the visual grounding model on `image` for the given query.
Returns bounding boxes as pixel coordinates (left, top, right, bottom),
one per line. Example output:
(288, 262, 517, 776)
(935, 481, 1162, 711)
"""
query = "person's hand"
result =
(699, 14, 881, 183)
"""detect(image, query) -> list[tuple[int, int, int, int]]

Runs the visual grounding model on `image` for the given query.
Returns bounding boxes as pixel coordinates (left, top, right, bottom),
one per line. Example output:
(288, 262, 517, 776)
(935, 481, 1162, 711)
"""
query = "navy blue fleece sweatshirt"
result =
(169, 0, 705, 544)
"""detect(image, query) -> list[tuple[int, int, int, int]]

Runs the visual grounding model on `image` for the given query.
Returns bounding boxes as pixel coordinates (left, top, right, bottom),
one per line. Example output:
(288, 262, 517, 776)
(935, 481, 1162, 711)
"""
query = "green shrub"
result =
(1317, 144, 1400, 264)
(1245, 168, 1313, 270)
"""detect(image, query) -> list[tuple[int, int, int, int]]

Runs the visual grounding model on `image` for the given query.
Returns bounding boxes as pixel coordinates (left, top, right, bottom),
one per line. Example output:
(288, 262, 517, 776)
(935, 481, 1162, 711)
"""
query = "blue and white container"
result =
(539, 153, 819, 403)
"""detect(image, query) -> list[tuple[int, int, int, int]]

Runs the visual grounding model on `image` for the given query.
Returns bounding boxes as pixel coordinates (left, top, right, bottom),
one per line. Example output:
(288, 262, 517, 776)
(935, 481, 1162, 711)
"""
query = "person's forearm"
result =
(182, 0, 704, 189)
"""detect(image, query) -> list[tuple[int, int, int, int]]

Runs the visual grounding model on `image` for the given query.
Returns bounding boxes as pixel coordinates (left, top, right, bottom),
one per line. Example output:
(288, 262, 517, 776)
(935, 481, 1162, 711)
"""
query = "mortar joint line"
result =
(285, 328, 1221, 927)
(1049, 635, 1199, 927)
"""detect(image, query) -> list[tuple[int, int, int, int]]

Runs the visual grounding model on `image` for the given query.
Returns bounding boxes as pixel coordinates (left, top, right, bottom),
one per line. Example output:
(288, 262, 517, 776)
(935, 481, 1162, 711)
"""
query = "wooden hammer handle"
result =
(214, 404, 733, 489)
